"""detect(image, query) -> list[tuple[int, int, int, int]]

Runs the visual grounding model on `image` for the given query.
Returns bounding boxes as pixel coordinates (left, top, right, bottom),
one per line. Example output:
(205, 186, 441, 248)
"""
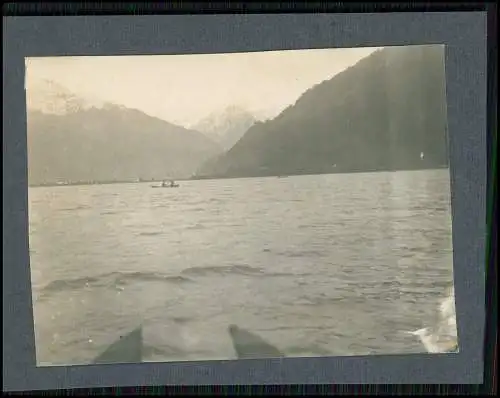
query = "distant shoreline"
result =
(28, 180, 189, 188)
(189, 164, 449, 182)
(28, 166, 449, 188)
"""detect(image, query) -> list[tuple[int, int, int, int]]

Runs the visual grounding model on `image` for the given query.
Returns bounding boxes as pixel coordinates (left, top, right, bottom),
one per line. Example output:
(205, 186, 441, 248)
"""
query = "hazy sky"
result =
(26, 47, 379, 127)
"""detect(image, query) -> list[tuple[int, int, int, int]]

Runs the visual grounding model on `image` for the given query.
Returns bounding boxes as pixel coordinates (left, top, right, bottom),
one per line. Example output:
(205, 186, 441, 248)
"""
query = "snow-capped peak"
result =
(190, 105, 257, 150)
(25, 78, 111, 115)
(192, 106, 255, 135)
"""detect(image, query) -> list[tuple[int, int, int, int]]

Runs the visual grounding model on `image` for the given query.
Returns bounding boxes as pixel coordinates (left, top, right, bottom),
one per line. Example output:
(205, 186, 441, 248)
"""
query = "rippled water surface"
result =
(29, 169, 456, 365)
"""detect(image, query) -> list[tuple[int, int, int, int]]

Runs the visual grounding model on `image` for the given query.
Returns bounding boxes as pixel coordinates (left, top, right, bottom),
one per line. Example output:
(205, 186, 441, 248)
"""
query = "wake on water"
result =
(406, 285, 458, 353)
(89, 285, 458, 364)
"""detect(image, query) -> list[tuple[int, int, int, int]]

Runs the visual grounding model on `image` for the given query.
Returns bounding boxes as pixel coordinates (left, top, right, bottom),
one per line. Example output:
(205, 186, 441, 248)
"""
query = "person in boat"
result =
(160, 180, 176, 187)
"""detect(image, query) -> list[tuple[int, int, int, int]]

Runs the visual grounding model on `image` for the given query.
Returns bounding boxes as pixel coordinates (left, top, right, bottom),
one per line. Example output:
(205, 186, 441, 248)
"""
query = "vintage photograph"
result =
(26, 45, 457, 366)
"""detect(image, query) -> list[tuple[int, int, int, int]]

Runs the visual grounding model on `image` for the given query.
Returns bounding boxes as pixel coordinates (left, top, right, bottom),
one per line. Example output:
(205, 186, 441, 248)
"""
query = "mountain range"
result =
(194, 45, 449, 180)
(26, 79, 223, 186)
(27, 45, 448, 186)
(191, 106, 257, 151)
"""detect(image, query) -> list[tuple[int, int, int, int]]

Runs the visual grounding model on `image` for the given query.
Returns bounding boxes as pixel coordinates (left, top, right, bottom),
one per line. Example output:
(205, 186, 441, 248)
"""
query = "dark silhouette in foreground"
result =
(90, 324, 285, 364)
(90, 321, 455, 365)
(228, 324, 284, 359)
(92, 326, 143, 364)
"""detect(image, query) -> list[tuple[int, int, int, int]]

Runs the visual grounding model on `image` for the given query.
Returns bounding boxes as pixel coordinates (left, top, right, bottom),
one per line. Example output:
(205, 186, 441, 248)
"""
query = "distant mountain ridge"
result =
(26, 78, 109, 115)
(191, 106, 257, 150)
(26, 80, 222, 186)
(194, 45, 449, 180)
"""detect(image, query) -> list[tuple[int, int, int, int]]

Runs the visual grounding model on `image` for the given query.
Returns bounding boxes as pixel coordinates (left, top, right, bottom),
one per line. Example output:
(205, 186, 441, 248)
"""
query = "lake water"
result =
(28, 169, 456, 366)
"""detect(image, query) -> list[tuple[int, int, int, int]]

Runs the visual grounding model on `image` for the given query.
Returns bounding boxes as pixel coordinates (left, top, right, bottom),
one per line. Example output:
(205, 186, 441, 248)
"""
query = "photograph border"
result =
(3, 12, 487, 390)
